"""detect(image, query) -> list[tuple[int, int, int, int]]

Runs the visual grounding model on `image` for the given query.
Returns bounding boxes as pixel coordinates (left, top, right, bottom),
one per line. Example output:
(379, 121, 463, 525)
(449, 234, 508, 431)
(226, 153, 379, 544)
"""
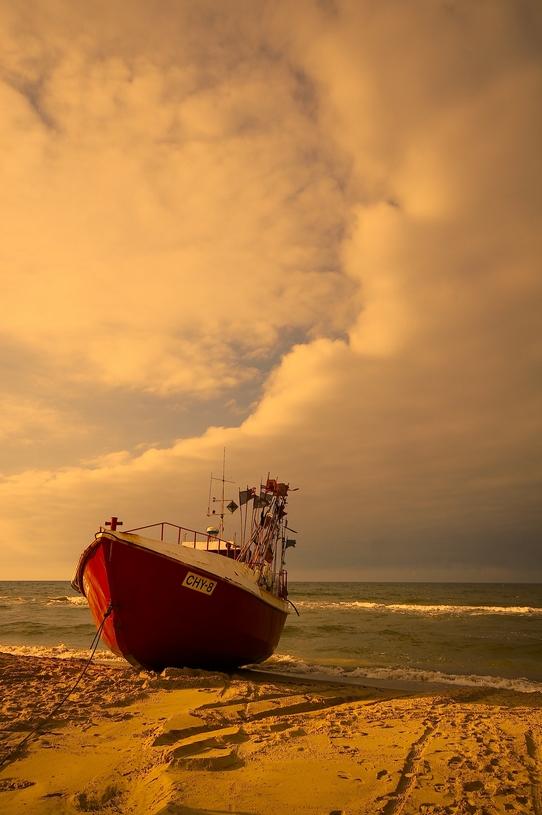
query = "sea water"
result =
(269, 582, 542, 692)
(1, 581, 541, 692)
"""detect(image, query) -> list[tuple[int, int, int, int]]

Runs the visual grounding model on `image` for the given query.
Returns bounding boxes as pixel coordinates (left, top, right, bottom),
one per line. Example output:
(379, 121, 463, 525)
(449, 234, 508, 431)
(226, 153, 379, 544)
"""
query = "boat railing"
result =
(278, 568, 288, 599)
(122, 521, 238, 556)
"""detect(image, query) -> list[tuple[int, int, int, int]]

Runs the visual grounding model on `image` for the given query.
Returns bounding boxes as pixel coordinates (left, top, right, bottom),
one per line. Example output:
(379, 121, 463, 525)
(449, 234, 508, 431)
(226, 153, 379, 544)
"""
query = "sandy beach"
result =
(0, 653, 541, 814)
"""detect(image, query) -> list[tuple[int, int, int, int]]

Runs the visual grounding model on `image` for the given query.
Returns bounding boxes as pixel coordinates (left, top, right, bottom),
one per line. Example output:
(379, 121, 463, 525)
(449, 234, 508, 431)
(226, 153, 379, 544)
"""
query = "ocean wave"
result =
(294, 601, 542, 616)
(0, 642, 124, 664)
(255, 654, 542, 694)
(47, 595, 88, 607)
(0, 594, 88, 607)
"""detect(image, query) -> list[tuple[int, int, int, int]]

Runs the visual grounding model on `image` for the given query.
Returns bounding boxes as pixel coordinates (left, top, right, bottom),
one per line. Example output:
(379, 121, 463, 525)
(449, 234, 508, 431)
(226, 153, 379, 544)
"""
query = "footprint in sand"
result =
(463, 780, 484, 792)
(0, 778, 35, 791)
(173, 749, 244, 771)
(269, 721, 292, 732)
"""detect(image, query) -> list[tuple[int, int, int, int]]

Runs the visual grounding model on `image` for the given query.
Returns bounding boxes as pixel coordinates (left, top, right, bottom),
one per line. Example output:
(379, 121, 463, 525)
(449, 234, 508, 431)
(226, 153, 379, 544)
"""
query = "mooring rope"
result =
(0, 602, 114, 769)
(287, 598, 300, 616)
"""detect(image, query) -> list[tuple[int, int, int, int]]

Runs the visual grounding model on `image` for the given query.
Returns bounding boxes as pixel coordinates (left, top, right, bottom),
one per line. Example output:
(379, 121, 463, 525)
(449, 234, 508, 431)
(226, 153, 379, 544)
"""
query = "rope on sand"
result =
(0, 603, 114, 769)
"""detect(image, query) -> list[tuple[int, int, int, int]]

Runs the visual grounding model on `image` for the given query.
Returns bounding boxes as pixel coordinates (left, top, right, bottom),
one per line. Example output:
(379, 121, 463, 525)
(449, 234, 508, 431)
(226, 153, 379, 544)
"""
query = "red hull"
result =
(76, 532, 289, 671)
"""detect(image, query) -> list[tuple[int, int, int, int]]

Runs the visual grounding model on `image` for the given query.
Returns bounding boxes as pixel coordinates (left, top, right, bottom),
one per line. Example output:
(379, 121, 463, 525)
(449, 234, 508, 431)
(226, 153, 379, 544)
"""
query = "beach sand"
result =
(0, 653, 541, 814)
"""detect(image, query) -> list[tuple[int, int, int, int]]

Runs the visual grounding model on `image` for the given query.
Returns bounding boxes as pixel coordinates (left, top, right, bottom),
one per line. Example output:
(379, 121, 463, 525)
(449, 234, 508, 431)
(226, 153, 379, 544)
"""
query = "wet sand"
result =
(0, 652, 541, 814)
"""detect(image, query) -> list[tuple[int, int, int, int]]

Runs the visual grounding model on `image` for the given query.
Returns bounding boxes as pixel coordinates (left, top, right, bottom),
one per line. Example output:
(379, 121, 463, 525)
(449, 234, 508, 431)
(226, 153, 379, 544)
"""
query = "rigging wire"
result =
(0, 603, 114, 769)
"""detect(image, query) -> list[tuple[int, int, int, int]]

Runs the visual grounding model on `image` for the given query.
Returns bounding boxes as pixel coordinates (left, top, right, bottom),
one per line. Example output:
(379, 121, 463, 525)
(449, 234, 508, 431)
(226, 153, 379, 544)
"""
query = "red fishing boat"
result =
(71, 474, 297, 671)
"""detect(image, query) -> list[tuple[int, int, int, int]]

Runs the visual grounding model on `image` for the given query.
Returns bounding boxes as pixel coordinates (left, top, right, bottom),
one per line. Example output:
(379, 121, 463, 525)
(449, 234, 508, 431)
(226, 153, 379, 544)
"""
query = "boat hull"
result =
(77, 532, 289, 671)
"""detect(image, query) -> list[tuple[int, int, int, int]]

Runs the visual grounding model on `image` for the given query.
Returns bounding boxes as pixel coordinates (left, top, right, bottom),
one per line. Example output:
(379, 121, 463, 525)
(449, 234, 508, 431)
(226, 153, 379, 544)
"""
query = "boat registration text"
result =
(182, 572, 217, 595)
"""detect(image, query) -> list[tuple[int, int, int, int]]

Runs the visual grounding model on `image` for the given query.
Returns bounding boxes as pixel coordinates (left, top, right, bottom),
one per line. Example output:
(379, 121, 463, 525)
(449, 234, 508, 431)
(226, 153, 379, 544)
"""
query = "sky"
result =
(1, 0, 541, 581)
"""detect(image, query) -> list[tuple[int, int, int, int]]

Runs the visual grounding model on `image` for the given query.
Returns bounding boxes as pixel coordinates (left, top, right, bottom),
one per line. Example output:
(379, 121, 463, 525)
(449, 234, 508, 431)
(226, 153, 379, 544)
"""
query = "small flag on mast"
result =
(239, 488, 255, 506)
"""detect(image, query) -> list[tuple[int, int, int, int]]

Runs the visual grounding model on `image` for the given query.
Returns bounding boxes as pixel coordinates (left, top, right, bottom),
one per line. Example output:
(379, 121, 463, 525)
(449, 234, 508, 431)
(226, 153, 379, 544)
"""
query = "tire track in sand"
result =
(525, 729, 541, 815)
(379, 720, 435, 815)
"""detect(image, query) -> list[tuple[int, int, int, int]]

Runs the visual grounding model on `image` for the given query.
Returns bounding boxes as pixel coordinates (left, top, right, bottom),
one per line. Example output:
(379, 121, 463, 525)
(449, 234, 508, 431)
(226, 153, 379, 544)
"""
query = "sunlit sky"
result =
(1, 0, 541, 581)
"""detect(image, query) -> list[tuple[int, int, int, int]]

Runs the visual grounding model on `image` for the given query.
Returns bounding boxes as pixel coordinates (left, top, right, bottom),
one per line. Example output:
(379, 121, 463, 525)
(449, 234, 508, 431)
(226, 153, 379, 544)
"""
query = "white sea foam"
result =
(256, 654, 542, 694)
(0, 594, 88, 607)
(46, 595, 88, 607)
(294, 601, 542, 616)
(0, 643, 124, 664)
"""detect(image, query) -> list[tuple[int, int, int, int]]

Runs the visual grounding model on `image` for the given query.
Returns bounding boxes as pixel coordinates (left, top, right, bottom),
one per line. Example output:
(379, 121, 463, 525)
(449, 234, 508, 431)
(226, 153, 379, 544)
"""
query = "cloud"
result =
(1, 3, 355, 400)
(0, 0, 540, 580)
(0, 394, 76, 444)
